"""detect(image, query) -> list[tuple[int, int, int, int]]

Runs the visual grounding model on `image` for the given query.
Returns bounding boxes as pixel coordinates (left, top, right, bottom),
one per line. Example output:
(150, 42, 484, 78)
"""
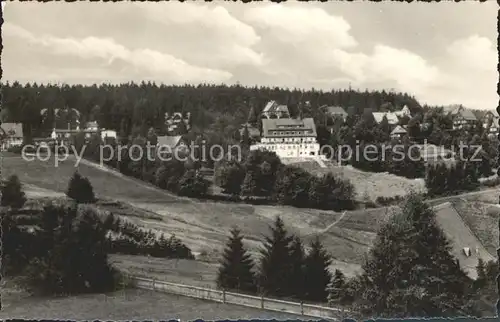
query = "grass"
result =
(6, 154, 499, 281)
(291, 160, 426, 201)
(0, 279, 307, 320)
(452, 199, 500, 256)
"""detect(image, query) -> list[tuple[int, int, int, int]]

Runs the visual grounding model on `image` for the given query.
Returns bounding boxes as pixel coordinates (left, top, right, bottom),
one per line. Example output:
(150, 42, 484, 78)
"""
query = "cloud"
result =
(244, 5, 357, 49)
(447, 35, 497, 72)
(2, 2, 496, 110)
(136, 3, 264, 68)
(3, 23, 232, 84)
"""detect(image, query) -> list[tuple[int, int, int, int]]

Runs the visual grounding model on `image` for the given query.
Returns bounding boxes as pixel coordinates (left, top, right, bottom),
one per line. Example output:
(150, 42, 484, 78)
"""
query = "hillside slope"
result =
(7, 154, 498, 279)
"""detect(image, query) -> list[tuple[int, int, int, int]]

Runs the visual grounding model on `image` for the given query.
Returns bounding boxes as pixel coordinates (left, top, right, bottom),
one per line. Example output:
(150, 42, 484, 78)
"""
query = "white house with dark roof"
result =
(250, 117, 320, 159)
(443, 105, 478, 130)
(261, 101, 290, 119)
(0, 123, 23, 150)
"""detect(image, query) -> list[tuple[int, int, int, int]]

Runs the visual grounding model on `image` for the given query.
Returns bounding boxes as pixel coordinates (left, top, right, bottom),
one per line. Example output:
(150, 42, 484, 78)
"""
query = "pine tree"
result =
(216, 228, 257, 293)
(475, 258, 487, 290)
(215, 160, 245, 196)
(241, 172, 259, 197)
(327, 269, 346, 305)
(288, 235, 306, 299)
(355, 194, 476, 317)
(66, 171, 95, 204)
(303, 236, 332, 302)
(241, 124, 251, 148)
(1, 174, 27, 209)
(176, 118, 188, 135)
(177, 169, 209, 197)
(258, 216, 293, 297)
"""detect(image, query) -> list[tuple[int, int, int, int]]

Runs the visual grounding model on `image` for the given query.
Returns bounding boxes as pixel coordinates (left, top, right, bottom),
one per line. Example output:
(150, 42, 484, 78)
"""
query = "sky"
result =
(2, 1, 498, 110)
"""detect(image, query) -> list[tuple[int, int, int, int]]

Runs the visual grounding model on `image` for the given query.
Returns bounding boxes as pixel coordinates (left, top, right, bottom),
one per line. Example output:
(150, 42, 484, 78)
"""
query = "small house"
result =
(156, 135, 189, 159)
(443, 105, 478, 130)
(261, 101, 290, 119)
(390, 125, 407, 139)
(0, 123, 23, 150)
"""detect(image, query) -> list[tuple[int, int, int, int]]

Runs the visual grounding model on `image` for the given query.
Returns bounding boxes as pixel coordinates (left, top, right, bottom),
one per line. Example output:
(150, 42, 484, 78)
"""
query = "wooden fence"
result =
(129, 276, 350, 320)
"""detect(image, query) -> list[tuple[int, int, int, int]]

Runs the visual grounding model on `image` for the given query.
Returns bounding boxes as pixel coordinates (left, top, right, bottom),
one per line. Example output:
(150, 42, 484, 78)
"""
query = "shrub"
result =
(66, 171, 96, 203)
(1, 175, 27, 209)
(375, 195, 405, 206)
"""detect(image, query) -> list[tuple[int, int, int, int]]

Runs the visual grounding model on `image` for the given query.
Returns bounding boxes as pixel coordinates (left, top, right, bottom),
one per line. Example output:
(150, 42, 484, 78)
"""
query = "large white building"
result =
(250, 118, 320, 159)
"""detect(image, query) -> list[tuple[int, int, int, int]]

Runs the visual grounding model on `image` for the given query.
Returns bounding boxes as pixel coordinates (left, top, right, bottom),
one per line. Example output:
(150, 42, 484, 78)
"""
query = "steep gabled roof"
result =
(391, 125, 407, 135)
(262, 101, 278, 113)
(157, 135, 183, 149)
(372, 112, 399, 125)
(0, 123, 23, 138)
(458, 108, 478, 121)
(324, 106, 348, 117)
(262, 117, 317, 137)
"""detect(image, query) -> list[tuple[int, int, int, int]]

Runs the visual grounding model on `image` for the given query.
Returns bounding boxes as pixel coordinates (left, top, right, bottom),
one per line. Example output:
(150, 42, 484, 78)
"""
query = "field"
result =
(0, 279, 305, 320)
(291, 160, 427, 200)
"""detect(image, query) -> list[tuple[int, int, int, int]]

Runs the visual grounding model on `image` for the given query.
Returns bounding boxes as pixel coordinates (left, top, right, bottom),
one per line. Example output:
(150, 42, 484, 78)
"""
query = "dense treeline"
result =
(3, 81, 498, 202)
(215, 150, 356, 210)
(216, 195, 497, 317)
(217, 218, 333, 303)
(1, 82, 423, 142)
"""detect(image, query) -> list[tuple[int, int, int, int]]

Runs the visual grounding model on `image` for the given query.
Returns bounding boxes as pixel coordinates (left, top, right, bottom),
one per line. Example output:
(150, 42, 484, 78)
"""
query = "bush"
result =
(375, 195, 404, 206)
(6, 145, 23, 154)
(21, 204, 119, 295)
(481, 176, 500, 187)
(1, 175, 27, 209)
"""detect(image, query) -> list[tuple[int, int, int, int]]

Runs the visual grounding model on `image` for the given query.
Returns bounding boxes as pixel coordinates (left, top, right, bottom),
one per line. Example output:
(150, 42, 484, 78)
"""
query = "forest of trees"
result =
(1, 173, 194, 294)
(215, 195, 499, 318)
(3, 81, 498, 203)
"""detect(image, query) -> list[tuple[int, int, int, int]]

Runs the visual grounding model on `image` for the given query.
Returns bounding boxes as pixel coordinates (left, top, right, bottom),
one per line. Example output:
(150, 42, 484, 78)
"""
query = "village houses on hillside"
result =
(372, 105, 412, 126)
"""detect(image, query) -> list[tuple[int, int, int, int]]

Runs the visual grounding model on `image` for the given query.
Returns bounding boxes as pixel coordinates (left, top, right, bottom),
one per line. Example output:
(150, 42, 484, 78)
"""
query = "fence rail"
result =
(129, 275, 350, 320)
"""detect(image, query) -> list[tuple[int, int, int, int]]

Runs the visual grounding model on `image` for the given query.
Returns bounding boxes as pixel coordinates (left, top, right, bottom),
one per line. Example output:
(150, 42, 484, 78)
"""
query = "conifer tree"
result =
(1, 174, 27, 209)
(66, 171, 95, 204)
(355, 194, 477, 317)
(258, 216, 293, 297)
(475, 258, 487, 290)
(176, 118, 188, 135)
(247, 104, 259, 125)
(288, 235, 306, 299)
(327, 269, 346, 305)
(241, 124, 251, 148)
(216, 228, 257, 293)
(303, 236, 332, 302)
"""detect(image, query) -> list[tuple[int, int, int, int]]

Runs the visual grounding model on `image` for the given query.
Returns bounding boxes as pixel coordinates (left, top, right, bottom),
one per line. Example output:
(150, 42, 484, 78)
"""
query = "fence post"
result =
(300, 301, 304, 315)
(261, 295, 264, 309)
(223, 289, 226, 303)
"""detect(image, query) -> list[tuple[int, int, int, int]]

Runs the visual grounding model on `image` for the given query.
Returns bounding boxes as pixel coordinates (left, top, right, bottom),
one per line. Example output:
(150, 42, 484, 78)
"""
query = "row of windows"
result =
(263, 137, 315, 143)
(269, 130, 313, 135)
(266, 144, 318, 150)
